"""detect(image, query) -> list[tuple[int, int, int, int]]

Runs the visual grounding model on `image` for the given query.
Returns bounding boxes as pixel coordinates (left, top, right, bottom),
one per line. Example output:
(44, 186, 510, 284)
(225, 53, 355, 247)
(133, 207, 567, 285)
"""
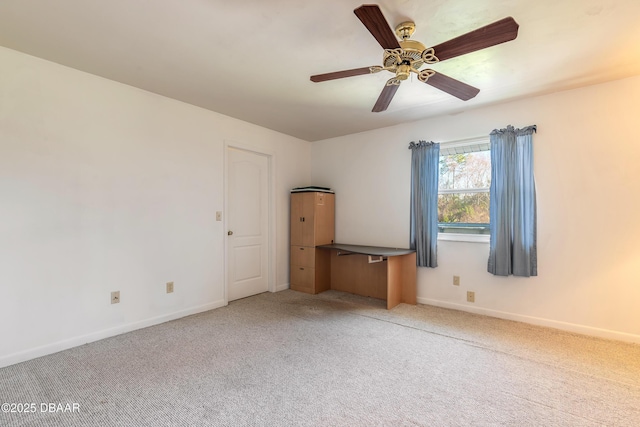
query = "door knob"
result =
(228, 230, 233, 235)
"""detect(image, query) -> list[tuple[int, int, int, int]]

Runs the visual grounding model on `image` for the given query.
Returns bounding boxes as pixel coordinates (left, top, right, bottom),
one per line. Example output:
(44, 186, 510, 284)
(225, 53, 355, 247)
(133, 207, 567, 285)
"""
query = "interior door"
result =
(227, 147, 269, 301)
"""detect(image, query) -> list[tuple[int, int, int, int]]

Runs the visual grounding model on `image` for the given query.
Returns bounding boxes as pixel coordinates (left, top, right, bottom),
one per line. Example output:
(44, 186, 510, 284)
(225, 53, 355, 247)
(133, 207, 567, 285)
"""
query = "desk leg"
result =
(387, 253, 417, 309)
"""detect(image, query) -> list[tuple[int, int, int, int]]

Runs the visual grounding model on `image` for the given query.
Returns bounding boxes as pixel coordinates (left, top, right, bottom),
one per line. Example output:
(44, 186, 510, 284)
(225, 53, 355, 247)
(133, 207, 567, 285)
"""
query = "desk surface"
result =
(317, 243, 415, 257)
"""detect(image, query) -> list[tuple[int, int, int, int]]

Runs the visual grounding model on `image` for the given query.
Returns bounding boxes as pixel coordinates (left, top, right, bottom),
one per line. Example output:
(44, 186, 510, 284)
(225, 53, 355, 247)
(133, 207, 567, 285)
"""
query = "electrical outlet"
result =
(166, 281, 174, 293)
(453, 275, 460, 286)
(467, 291, 475, 303)
(111, 291, 120, 304)
(216, 211, 222, 221)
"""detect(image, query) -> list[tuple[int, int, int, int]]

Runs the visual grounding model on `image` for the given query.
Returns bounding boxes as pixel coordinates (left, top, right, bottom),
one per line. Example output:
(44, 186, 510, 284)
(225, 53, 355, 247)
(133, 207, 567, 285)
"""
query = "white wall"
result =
(311, 76, 640, 343)
(0, 46, 311, 367)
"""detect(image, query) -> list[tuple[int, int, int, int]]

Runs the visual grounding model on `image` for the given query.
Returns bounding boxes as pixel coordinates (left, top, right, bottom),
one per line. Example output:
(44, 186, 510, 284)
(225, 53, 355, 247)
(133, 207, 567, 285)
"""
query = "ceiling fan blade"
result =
(429, 17, 519, 62)
(372, 83, 399, 112)
(354, 5, 401, 50)
(423, 71, 480, 101)
(310, 67, 374, 82)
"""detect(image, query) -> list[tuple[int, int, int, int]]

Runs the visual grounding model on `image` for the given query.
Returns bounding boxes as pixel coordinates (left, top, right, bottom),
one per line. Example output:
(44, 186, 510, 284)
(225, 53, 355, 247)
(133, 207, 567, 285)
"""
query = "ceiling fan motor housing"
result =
(383, 39, 438, 81)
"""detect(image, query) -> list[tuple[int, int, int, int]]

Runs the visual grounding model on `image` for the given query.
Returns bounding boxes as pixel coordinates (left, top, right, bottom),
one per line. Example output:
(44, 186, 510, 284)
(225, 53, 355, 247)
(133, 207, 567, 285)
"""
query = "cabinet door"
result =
(291, 192, 334, 247)
(291, 192, 317, 246)
(300, 192, 316, 247)
(290, 194, 303, 246)
(313, 193, 335, 246)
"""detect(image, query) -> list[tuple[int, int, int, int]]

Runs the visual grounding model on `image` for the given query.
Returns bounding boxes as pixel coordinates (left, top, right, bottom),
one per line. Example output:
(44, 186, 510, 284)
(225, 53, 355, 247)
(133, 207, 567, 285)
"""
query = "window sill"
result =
(438, 233, 490, 243)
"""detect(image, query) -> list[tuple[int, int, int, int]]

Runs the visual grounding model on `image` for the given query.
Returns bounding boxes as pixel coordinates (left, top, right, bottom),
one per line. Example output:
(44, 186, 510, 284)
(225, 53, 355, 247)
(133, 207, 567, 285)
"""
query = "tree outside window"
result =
(438, 145, 491, 235)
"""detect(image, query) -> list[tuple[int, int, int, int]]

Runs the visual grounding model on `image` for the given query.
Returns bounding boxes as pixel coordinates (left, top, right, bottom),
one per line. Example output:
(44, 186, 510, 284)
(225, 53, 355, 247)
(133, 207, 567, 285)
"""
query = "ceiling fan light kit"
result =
(310, 4, 519, 112)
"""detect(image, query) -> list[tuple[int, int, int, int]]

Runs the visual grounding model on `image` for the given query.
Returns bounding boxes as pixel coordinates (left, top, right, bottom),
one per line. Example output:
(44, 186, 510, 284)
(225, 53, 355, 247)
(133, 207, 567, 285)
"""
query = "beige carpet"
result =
(1, 290, 639, 426)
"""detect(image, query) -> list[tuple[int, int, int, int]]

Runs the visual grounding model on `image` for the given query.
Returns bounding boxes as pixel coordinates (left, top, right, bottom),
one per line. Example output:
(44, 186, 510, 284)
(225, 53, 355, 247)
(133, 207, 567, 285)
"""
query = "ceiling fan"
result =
(310, 4, 519, 112)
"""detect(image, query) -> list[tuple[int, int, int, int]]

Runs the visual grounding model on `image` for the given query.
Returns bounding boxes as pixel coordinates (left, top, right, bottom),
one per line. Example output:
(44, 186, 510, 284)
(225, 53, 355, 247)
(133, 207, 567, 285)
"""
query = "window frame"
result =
(437, 137, 491, 243)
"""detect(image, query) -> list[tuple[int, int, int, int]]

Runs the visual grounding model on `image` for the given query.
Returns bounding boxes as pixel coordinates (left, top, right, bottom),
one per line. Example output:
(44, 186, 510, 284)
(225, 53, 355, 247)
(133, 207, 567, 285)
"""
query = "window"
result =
(438, 138, 491, 238)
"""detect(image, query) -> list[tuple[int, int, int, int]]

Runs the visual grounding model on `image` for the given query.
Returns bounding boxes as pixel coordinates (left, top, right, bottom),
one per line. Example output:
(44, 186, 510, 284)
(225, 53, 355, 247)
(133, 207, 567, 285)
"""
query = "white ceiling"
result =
(1, 0, 639, 141)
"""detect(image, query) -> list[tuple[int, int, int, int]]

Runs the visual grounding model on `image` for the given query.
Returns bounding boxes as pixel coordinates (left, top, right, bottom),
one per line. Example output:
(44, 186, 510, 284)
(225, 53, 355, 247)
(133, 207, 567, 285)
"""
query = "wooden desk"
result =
(316, 243, 417, 309)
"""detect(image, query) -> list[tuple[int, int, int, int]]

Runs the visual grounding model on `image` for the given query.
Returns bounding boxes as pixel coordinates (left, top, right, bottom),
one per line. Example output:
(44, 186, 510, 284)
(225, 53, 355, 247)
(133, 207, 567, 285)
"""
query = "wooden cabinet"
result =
(290, 192, 334, 247)
(290, 192, 334, 294)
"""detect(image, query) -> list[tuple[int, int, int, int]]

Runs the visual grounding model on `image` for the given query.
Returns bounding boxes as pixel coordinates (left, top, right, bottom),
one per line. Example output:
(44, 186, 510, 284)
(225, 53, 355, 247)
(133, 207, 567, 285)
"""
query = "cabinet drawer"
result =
(290, 265, 315, 294)
(291, 246, 315, 267)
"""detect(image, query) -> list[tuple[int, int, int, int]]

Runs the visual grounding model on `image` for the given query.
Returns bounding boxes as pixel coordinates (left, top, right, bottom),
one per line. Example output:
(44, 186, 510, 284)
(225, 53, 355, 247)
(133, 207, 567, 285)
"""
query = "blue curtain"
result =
(409, 141, 439, 267)
(488, 125, 537, 277)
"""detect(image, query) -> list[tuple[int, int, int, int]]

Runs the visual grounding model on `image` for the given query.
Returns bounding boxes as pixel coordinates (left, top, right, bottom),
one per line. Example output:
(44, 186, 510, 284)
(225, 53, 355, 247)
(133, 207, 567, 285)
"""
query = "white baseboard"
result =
(417, 297, 640, 344)
(0, 299, 227, 369)
(274, 283, 290, 292)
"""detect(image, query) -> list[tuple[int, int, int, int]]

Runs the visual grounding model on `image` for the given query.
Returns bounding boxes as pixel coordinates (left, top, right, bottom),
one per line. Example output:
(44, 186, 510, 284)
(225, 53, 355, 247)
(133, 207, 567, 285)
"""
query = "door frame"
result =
(223, 140, 276, 304)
